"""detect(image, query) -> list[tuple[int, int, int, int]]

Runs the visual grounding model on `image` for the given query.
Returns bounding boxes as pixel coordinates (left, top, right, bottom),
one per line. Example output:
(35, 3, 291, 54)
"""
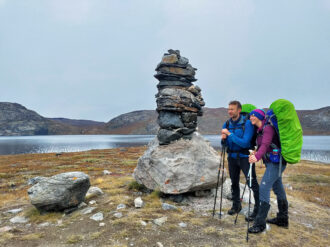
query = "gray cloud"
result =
(0, 0, 329, 121)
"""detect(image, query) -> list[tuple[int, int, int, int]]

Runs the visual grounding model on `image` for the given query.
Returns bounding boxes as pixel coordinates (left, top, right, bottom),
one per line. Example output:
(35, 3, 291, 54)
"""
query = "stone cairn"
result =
(133, 50, 225, 195)
(155, 49, 205, 145)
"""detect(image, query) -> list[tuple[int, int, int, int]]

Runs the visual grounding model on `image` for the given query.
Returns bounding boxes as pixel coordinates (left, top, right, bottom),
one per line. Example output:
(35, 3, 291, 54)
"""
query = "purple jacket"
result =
(255, 123, 280, 162)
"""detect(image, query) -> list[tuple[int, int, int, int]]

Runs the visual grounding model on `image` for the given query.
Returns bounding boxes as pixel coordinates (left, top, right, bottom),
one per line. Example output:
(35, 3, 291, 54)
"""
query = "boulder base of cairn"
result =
(133, 133, 226, 194)
(28, 172, 90, 212)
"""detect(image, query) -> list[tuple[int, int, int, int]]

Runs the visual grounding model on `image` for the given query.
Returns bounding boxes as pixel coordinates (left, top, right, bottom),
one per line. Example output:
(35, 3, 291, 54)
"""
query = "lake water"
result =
(0, 135, 329, 164)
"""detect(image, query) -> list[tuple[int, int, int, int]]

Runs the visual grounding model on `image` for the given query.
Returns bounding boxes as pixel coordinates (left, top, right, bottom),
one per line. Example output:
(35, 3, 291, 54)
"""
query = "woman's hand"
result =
(249, 154, 258, 163)
(221, 134, 227, 140)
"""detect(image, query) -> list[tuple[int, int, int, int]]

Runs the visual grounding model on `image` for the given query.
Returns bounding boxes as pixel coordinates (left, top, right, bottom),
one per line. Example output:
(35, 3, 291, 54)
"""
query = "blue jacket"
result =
(222, 115, 254, 158)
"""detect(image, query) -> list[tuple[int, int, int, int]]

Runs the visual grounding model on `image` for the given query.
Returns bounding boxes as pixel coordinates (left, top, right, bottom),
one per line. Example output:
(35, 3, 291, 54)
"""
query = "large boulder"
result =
(133, 133, 226, 194)
(28, 172, 90, 212)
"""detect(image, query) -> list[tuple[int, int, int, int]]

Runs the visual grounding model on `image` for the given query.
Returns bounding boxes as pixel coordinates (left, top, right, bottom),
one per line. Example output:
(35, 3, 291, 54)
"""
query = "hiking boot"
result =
(245, 204, 258, 222)
(266, 199, 289, 227)
(248, 201, 270, 234)
(228, 203, 242, 215)
(245, 191, 259, 222)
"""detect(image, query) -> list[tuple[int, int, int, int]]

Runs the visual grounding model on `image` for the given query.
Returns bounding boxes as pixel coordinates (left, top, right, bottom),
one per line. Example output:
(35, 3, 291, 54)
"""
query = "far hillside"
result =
(1, 102, 329, 136)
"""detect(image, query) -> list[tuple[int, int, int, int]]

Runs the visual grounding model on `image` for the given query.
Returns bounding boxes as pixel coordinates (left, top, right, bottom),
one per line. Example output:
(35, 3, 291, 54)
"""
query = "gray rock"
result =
(162, 203, 178, 211)
(99, 222, 105, 227)
(28, 176, 45, 186)
(178, 56, 189, 65)
(103, 170, 112, 175)
(156, 242, 164, 247)
(153, 216, 167, 226)
(113, 212, 123, 218)
(37, 222, 50, 228)
(157, 88, 195, 101)
(86, 186, 104, 199)
(154, 72, 196, 82)
(168, 49, 180, 57)
(156, 97, 199, 113)
(157, 111, 184, 129)
(10, 216, 29, 224)
(221, 178, 255, 204)
(117, 204, 126, 210)
(90, 212, 103, 221)
(140, 220, 147, 226)
(89, 200, 96, 205)
(28, 172, 90, 212)
(134, 133, 225, 194)
(161, 54, 178, 64)
(178, 127, 196, 135)
(80, 207, 96, 215)
(181, 112, 197, 124)
(0, 226, 13, 233)
(134, 197, 144, 208)
(157, 129, 182, 145)
(178, 222, 187, 228)
(157, 80, 192, 88)
(6, 208, 23, 214)
(78, 202, 87, 209)
(158, 66, 195, 77)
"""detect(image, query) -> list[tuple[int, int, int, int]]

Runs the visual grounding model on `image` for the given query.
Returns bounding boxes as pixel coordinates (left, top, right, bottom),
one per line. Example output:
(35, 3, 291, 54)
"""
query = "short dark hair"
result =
(228, 100, 242, 109)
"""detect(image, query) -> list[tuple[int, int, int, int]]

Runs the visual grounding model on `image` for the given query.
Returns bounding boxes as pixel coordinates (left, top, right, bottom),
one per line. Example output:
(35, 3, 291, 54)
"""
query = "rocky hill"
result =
(0, 102, 82, 136)
(1, 102, 329, 136)
(297, 107, 330, 135)
(105, 106, 330, 135)
(105, 110, 158, 134)
(49, 118, 105, 127)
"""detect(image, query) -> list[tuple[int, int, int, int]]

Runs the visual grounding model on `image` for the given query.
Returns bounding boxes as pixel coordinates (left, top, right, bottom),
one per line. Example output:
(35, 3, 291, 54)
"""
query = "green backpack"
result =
(241, 104, 257, 114)
(267, 99, 303, 164)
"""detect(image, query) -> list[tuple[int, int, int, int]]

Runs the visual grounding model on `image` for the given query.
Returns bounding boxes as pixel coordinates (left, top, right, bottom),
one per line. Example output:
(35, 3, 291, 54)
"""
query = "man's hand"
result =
(249, 154, 258, 163)
(221, 134, 227, 140)
(221, 128, 231, 136)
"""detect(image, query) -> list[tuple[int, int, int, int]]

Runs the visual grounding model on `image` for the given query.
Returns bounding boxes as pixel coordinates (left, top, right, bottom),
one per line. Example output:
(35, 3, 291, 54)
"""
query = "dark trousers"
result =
(228, 157, 259, 205)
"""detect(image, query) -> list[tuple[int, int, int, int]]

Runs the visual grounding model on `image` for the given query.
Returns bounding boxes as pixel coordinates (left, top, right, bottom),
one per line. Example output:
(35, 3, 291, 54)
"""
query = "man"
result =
(221, 101, 259, 221)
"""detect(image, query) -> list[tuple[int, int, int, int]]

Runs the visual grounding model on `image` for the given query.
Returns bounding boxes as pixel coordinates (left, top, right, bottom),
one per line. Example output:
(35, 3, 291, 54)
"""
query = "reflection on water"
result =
(0, 135, 329, 164)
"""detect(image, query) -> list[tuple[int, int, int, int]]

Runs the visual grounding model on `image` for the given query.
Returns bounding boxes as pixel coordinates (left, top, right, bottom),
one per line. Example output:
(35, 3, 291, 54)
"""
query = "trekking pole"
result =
(212, 145, 225, 217)
(234, 179, 248, 224)
(246, 151, 253, 242)
(219, 146, 226, 219)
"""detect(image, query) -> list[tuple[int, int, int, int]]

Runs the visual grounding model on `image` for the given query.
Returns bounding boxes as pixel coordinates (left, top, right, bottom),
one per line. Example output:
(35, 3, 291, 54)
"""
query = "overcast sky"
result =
(1, 0, 329, 121)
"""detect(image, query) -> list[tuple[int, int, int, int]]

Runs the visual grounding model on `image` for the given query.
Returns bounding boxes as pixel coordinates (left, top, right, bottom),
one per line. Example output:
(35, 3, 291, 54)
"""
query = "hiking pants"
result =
(259, 162, 287, 203)
(228, 157, 259, 205)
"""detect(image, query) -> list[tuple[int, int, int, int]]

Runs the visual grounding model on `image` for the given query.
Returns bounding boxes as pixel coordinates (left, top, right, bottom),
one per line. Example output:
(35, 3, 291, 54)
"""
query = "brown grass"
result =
(0, 147, 329, 247)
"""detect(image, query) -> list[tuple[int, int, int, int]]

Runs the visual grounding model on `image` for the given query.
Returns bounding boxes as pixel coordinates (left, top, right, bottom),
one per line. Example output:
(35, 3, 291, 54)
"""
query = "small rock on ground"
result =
(6, 208, 23, 214)
(10, 216, 29, 224)
(114, 212, 123, 218)
(162, 203, 177, 210)
(117, 204, 126, 210)
(134, 197, 144, 208)
(153, 217, 167, 226)
(80, 207, 96, 215)
(90, 212, 103, 221)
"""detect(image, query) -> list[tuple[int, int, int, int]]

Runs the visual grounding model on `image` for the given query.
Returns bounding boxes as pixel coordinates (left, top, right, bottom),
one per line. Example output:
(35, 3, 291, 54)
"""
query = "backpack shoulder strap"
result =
(226, 120, 229, 129)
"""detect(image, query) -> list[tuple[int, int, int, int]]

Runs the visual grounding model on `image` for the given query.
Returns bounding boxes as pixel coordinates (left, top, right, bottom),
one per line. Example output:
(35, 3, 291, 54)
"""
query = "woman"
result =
(248, 109, 289, 234)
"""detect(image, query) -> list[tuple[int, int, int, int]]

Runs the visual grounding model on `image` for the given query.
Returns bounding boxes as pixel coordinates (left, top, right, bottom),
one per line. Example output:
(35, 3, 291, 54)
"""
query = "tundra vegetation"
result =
(0, 146, 329, 246)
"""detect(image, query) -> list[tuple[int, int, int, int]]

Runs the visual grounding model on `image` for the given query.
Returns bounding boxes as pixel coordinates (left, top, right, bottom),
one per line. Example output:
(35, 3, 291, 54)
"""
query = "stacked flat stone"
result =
(155, 49, 205, 145)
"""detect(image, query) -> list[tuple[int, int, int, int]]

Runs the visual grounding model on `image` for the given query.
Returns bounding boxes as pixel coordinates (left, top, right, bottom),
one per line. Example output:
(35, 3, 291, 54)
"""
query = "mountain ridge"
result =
(1, 102, 329, 136)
